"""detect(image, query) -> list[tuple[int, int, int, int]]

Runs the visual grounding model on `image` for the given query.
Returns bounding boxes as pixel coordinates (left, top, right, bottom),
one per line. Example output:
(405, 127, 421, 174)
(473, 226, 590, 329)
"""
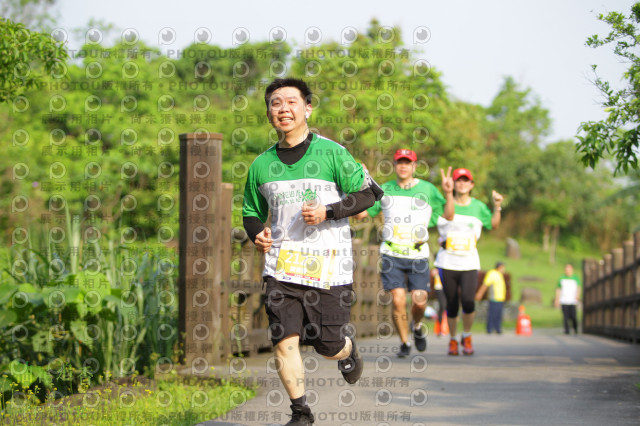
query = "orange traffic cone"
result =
(516, 305, 532, 336)
(434, 318, 441, 335)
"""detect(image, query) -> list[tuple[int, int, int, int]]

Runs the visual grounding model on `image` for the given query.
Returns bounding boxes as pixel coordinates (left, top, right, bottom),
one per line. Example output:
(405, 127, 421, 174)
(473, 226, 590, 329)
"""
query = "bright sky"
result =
(56, 0, 636, 142)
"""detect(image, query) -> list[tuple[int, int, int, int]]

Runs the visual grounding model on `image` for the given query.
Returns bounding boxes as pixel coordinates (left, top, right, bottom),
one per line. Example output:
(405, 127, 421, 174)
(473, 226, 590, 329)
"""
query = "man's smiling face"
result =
(267, 86, 311, 138)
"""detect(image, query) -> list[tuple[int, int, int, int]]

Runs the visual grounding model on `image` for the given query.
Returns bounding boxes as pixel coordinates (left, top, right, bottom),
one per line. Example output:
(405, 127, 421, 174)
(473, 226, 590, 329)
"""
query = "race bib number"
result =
(393, 224, 412, 241)
(275, 241, 335, 289)
(445, 231, 476, 255)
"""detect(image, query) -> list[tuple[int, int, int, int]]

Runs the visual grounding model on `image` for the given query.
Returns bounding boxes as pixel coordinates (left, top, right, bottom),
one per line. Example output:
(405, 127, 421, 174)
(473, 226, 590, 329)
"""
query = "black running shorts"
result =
(263, 276, 354, 357)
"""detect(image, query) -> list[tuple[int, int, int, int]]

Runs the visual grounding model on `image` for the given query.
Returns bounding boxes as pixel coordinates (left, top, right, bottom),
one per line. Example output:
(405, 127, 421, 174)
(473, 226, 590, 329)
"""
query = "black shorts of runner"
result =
(263, 276, 354, 357)
(441, 269, 478, 317)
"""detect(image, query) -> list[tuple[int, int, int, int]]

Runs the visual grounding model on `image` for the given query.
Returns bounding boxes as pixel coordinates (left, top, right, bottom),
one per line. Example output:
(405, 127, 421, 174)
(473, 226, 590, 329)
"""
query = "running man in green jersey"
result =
(355, 149, 454, 357)
(434, 167, 504, 356)
(242, 78, 380, 425)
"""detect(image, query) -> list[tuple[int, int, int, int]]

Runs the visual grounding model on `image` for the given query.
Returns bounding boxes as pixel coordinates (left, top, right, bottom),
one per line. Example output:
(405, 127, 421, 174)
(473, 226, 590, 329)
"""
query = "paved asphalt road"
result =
(201, 328, 640, 426)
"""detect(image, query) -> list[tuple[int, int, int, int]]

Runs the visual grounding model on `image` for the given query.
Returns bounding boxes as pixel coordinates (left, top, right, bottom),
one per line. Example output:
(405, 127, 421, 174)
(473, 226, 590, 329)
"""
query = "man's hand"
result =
(492, 190, 504, 207)
(440, 166, 453, 195)
(254, 227, 273, 253)
(301, 201, 326, 225)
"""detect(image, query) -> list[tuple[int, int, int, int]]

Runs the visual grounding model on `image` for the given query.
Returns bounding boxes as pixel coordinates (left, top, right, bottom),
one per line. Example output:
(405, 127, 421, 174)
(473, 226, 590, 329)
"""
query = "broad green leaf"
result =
(70, 320, 93, 350)
(32, 330, 53, 355)
(42, 287, 64, 308)
(0, 309, 18, 327)
(103, 294, 121, 305)
(15, 283, 37, 293)
(29, 364, 52, 388)
(23, 292, 44, 307)
(9, 360, 35, 387)
(0, 376, 13, 393)
(62, 287, 83, 304)
(76, 302, 88, 319)
(83, 291, 104, 315)
(0, 284, 19, 305)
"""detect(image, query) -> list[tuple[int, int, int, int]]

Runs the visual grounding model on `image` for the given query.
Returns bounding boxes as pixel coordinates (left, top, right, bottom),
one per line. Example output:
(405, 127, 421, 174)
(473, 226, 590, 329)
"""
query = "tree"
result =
(483, 77, 550, 210)
(577, 2, 640, 174)
(0, 0, 58, 29)
(0, 17, 68, 102)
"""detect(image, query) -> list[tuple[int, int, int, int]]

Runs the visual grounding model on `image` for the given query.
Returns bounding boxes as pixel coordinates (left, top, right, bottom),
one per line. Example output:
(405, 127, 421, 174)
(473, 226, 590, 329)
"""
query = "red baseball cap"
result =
(394, 149, 417, 162)
(453, 168, 473, 181)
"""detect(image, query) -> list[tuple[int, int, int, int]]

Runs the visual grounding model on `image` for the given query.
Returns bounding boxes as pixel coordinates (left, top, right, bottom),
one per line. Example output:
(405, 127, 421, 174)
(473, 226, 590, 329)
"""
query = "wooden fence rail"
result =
(583, 231, 640, 343)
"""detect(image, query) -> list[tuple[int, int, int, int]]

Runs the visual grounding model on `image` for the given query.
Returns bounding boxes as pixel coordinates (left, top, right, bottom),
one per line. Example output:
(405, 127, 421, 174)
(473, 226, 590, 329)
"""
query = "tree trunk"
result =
(549, 225, 559, 264)
(542, 224, 550, 252)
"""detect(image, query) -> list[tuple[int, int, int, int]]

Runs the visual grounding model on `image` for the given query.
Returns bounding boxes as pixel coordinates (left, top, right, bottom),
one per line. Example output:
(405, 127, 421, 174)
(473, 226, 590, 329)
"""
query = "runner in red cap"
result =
(394, 149, 418, 162)
(356, 149, 454, 357)
(434, 168, 504, 356)
(452, 168, 473, 181)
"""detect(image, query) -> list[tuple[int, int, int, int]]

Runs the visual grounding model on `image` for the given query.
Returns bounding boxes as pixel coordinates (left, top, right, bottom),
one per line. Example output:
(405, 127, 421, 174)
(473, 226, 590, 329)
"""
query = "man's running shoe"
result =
(462, 335, 474, 355)
(285, 404, 314, 425)
(448, 338, 459, 356)
(338, 336, 363, 384)
(397, 342, 411, 358)
(413, 326, 427, 352)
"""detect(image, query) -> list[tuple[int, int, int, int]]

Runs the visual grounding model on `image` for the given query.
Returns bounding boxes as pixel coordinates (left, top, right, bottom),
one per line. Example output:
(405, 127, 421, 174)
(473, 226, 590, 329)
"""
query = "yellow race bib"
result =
(445, 231, 476, 255)
(275, 241, 335, 289)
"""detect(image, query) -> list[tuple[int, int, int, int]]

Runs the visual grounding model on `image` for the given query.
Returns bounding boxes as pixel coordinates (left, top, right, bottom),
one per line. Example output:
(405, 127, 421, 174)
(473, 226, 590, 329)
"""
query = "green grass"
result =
(475, 234, 598, 305)
(1, 375, 256, 425)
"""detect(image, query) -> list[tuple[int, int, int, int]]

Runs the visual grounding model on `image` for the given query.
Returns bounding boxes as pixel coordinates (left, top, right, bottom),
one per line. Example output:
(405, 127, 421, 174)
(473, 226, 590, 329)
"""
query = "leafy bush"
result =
(0, 210, 178, 407)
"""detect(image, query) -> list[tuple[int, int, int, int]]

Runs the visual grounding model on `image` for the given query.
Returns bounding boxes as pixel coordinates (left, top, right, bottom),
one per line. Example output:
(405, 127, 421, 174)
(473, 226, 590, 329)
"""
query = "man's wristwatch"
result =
(325, 205, 335, 220)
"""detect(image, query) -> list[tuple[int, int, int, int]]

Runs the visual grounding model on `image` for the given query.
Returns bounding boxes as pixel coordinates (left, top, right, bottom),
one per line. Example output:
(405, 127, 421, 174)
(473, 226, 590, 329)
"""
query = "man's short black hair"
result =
(264, 78, 312, 108)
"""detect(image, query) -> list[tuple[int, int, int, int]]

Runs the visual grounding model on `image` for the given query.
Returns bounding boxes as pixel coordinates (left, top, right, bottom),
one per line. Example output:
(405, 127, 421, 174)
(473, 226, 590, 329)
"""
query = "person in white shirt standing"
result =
(554, 263, 581, 335)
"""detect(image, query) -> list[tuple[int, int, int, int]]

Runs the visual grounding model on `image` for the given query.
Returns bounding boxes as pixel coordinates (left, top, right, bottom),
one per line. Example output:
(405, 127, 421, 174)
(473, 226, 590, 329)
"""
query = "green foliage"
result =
(0, 0, 59, 30)
(0, 216, 178, 405)
(0, 376, 256, 424)
(483, 77, 550, 209)
(1, 18, 635, 251)
(0, 17, 68, 103)
(577, 2, 640, 174)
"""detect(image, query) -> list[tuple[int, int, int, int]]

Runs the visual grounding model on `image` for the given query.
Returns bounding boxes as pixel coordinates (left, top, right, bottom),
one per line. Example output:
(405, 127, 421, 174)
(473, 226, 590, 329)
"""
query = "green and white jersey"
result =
(367, 179, 445, 260)
(557, 274, 581, 305)
(434, 198, 492, 271)
(242, 134, 365, 288)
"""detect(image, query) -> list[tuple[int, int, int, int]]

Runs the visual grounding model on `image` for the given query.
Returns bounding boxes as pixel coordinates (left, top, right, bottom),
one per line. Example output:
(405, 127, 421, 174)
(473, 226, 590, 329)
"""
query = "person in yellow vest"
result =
(475, 262, 507, 334)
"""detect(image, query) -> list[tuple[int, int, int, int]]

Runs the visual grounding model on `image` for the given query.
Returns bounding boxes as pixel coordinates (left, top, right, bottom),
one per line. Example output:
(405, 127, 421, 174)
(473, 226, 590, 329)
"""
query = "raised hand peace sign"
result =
(440, 166, 453, 195)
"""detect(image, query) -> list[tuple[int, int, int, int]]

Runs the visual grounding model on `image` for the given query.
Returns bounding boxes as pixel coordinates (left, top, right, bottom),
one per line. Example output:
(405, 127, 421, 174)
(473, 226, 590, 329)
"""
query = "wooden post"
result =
(635, 232, 640, 341)
(178, 132, 224, 370)
(583, 259, 591, 330)
(635, 232, 640, 294)
(623, 240, 634, 297)
(612, 248, 623, 300)
(218, 183, 234, 359)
